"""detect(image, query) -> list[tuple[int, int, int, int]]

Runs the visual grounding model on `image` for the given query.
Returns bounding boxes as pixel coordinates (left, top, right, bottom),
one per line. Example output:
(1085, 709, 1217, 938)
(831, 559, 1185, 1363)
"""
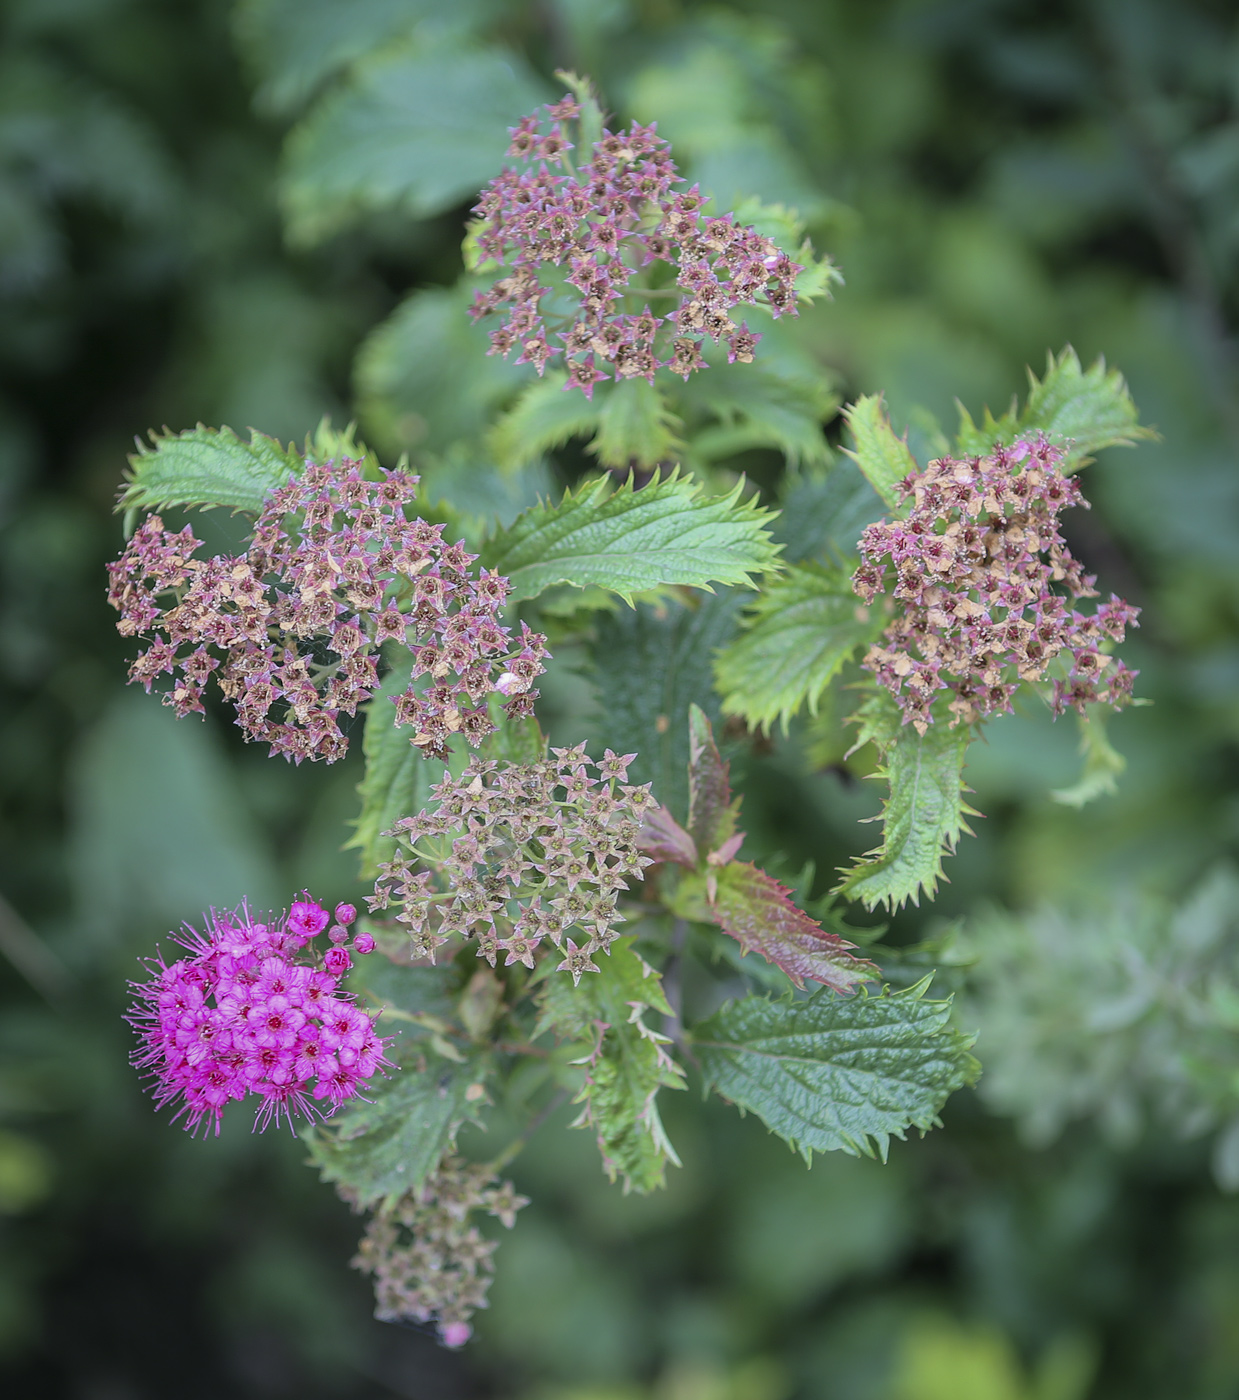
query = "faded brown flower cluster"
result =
(369, 746, 655, 978)
(107, 458, 547, 763)
(348, 1156, 527, 1347)
(852, 437, 1138, 732)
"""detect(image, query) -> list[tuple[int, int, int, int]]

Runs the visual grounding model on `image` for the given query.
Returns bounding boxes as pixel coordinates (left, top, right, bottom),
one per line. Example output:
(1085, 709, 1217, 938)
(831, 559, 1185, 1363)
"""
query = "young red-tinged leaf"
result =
(710, 861, 877, 993)
(687, 704, 739, 855)
(637, 805, 699, 868)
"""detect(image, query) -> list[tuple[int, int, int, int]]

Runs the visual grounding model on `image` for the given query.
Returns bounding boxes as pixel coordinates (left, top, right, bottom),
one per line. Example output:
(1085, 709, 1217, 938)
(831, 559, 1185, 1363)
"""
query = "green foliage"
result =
(487, 373, 605, 472)
(686, 702, 739, 855)
(836, 695, 977, 911)
(588, 591, 743, 816)
(1050, 707, 1128, 809)
(772, 460, 886, 565)
(954, 347, 1155, 468)
(536, 939, 685, 1193)
(305, 1043, 485, 1207)
(692, 981, 979, 1162)
(590, 380, 684, 471)
(118, 425, 300, 518)
(483, 471, 780, 604)
(280, 41, 547, 246)
(959, 867, 1239, 1185)
(843, 394, 919, 510)
(714, 564, 885, 733)
(679, 361, 836, 470)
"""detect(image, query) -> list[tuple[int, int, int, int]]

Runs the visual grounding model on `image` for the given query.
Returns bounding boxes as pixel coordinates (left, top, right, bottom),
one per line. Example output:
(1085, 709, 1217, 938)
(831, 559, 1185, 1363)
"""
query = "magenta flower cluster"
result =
(108, 458, 547, 763)
(468, 95, 800, 397)
(128, 898, 388, 1135)
(369, 746, 655, 980)
(852, 437, 1139, 732)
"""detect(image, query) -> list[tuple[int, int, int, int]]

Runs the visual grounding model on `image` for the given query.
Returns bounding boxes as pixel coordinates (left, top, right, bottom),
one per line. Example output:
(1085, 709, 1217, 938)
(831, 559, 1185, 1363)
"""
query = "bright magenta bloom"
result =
(128, 898, 388, 1135)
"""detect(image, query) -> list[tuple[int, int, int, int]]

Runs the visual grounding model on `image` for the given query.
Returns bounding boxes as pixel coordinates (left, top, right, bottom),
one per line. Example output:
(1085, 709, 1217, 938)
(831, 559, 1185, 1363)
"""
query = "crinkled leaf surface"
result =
(715, 565, 885, 733)
(119, 425, 300, 516)
(484, 471, 779, 604)
(711, 861, 876, 993)
(843, 395, 918, 510)
(692, 982, 978, 1161)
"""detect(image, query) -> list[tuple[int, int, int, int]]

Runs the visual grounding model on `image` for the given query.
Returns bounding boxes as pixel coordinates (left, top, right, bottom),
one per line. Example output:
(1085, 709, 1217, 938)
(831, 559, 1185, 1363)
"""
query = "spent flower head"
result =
(468, 97, 802, 396)
(369, 746, 654, 978)
(107, 457, 547, 762)
(852, 437, 1139, 732)
(346, 1155, 527, 1347)
(127, 897, 389, 1135)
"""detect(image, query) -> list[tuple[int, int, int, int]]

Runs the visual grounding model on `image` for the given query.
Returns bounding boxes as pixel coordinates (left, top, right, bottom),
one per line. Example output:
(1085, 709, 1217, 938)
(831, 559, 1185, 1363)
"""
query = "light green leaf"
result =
(280, 42, 547, 245)
(118, 425, 300, 517)
(537, 937, 684, 1193)
(715, 565, 885, 733)
(1050, 706, 1127, 809)
(588, 591, 744, 816)
(955, 347, 1156, 469)
(488, 372, 604, 471)
(304, 1045, 484, 1207)
(842, 395, 918, 510)
(836, 693, 977, 912)
(590, 378, 684, 471)
(681, 362, 835, 469)
(346, 661, 445, 880)
(692, 981, 979, 1161)
(483, 470, 781, 604)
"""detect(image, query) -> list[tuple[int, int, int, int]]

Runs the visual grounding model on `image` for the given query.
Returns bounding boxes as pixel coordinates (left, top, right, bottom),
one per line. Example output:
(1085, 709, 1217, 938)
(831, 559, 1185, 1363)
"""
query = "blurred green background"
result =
(1, 0, 1238, 1396)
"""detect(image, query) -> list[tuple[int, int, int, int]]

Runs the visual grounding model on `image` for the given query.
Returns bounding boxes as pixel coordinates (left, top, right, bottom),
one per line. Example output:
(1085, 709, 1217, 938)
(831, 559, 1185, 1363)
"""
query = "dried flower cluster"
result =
(369, 746, 655, 979)
(348, 1156, 527, 1348)
(468, 95, 801, 396)
(107, 458, 548, 763)
(852, 437, 1139, 731)
(127, 898, 387, 1135)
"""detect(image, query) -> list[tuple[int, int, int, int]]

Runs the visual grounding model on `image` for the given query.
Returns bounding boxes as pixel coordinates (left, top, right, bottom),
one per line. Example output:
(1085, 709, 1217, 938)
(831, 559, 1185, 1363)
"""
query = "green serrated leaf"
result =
(692, 981, 978, 1161)
(1050, 706, 1127, 808)
(304, 1046, 484, 1207)
(487, 372, 604, 471)
(302, 416, 379, 475)
(710, 861, 877, 993)
(687, 704, 738, 855)
(483, 470, 781, 604)
(118, 425, 300, 517)
(346, 661, 445, 880)
(773, 460, 885, 565)
(590, 378, 684, 470)
(280, 41, 547, 245)
(588, 591, 744, 815)
(714, 564, 885, 733)
(536, 937, 684, 1193)
(836, 693, 977, 912)
(842, 395, 918, 510)
(681, 362, 835, 469)
(955, 347, 1156, 469)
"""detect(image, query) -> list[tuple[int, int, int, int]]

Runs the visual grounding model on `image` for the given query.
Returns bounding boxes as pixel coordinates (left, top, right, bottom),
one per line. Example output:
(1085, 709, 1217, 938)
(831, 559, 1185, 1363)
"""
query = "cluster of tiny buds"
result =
(127, 897, 387, 1136)
(346, 1155, 527, 1348)
(108, 457, 548, 763)
(368, 746, 655, 982)
(468, 95, 800, 397)
(852, 437, 1139, 732)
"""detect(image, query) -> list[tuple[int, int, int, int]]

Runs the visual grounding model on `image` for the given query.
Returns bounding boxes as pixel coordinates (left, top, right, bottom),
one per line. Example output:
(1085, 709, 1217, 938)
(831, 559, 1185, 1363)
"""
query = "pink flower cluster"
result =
(128, 898, 388, 1135)
(468, 95, 801, 396)
(852, 437, 1139, 732)
(108, 458, 547, 763)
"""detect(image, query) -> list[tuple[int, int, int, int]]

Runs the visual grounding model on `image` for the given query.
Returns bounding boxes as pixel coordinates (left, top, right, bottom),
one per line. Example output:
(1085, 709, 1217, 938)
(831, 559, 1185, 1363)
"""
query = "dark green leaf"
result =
(681, 362, 835, 469)
(773, 461, 885, 565)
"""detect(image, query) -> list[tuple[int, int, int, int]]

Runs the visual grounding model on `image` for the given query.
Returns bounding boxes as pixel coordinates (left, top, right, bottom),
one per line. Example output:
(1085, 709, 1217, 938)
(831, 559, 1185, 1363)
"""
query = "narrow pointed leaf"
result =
(692, 982, 979, 1161)
(636, 805, 699, 867)
(119, 425, 300, 516)
(710, 861, 876, 992)
(687, 704, 738, 854)
(842, 395, 918, 509)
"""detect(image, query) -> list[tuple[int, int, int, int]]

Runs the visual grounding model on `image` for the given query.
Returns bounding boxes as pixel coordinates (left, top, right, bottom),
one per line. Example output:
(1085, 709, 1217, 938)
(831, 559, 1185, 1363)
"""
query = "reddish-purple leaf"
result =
(710, 862, 877, 993)
(687, 704, 739, 854)
(636, 805, 698, 867)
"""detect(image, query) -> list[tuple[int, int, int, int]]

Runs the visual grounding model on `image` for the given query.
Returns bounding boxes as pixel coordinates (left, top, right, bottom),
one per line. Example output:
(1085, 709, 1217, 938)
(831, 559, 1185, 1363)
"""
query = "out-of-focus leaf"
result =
(118, 425, 300, 517)
(836, 693, 977, 912)
(773, 461, 885, 565)
(590, 378, 684, 470)
(1050, 707, 1127, 808)
(714, 564, 884, 733)
(305, 1045, 484, 1207)
(280, 42, 547, 245)
(710, 861, 877, 993)
(681, 362, 835, 469)
(487, 373, 603, 471)
(483, 471, 780, 604)
(843, 395, 918, 510)
(692, 981, 979, 1161)
(636, 805, 699, 867)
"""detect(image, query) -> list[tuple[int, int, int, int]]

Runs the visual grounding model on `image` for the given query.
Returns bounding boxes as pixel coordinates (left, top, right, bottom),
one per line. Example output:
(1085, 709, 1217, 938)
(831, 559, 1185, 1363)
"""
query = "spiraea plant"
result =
(111, 79, 1159, 1348)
